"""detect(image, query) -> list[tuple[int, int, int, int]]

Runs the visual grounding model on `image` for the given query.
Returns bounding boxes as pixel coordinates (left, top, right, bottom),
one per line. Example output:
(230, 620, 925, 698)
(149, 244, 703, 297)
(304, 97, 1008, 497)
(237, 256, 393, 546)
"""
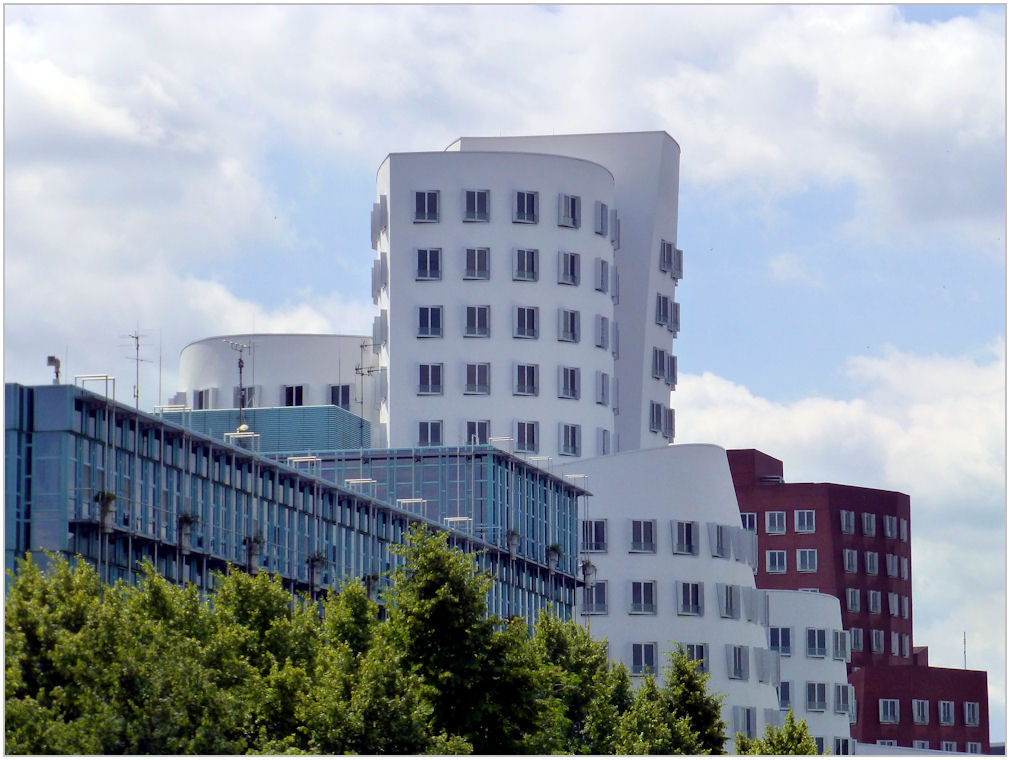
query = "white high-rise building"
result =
(370, 132, 681, 458)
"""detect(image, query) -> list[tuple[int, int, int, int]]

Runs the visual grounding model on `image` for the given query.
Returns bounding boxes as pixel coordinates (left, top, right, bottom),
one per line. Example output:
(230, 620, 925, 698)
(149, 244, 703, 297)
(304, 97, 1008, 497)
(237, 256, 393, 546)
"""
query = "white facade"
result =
(173, 333, 381, 443)
(767, 590, 855, 755)
(371, 132, 680, 458)
(447, 133, 682, 453)
(556, 444, 780, 752)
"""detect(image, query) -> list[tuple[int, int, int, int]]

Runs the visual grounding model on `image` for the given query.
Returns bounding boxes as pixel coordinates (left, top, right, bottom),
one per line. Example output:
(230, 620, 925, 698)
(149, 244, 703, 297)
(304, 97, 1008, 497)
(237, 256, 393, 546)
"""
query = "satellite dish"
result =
(238, 423, 249, 433)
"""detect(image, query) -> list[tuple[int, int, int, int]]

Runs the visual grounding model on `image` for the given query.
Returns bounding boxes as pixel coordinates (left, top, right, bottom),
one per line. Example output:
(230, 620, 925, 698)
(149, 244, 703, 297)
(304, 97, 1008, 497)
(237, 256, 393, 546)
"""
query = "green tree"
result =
(661, 646, 726, 753)
(735, 710, 823, 755)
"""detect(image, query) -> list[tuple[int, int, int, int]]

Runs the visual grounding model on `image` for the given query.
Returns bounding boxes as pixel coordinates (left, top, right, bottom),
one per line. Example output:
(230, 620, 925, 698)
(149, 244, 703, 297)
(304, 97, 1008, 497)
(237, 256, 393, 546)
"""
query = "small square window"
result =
(797, 549, 818, 572)
(795, 509, 815, 533)
(766, 511, 786, 534)
(741, 513, 757, 532)
(417, 420, 442, 446)
(282, 384, 304, 407)
(416, 248, 442, 280)
(941, 741, 957, 752)
(465, 419, 489, 445)
(329, 384, 351, 409)
(879, 698, 899, 724)
(464, 247, 490, 279)
(766, 549, 787, 573)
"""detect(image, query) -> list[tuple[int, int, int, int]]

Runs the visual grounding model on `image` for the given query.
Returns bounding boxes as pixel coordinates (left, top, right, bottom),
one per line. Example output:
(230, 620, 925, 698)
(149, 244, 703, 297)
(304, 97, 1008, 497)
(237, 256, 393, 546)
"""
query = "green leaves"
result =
(735, 710, 823, 755)
(7, 530, 729, 755)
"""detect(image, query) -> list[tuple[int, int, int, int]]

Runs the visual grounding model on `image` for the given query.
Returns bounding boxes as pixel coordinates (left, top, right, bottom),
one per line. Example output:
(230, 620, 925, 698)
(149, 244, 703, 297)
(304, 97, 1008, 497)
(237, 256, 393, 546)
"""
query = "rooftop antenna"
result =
(963, 631, 967, 669)
(225, 339, 251, 431)
(46, 355, 61, 384)
(356, 340, 383, 448)
(123, 328, 152, 409)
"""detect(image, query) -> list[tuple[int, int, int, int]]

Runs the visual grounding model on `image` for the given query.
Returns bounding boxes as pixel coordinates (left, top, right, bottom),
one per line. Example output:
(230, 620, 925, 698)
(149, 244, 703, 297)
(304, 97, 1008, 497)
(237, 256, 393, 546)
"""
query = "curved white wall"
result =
(557, 444, 780, 752)
(374, 150, 618, 456)
(767, 589, 855, 754)
(174, 333, 379, 442)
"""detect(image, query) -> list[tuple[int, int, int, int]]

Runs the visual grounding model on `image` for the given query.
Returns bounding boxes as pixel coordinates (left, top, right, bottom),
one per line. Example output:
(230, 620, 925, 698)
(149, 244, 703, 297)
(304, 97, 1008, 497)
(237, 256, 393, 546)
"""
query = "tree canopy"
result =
(6, 525, 731, 754)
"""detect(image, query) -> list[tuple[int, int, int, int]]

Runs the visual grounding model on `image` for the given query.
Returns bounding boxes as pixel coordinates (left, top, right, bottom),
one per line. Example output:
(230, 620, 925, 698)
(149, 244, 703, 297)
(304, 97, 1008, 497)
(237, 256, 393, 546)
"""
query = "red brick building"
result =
(727, 449, 990, 751)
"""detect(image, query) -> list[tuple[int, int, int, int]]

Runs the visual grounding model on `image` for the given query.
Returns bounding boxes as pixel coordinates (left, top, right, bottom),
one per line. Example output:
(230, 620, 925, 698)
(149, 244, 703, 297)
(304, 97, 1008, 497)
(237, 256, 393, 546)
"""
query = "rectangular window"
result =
(684, 643, 708, 672)
(595, 371, 610, 406)
(766, 511, 786, 534)
(595, 314, 609, 349)
(967, 742, 982, 754)
(766, 550, 787, 573)
(912, 699, 929, 725)
(234, 385, 255, 408)
(631, 581, 657, 614)
(795, 509, 816, 533)
(865, 551, 879, 575)
(656, 293, 671, 326)
(871, 629, 885, 653)
(559, 366, 581, 400)
(941, 741, 957, 752)
(418, 364, 443, 395)
(558, 251, 581, 285)
(868, 590, 881, 613)
(843, 548, 858, 573)
(514, 248, 538, 281)
(806, 682, 827, 711)
(583, 580, 607, 614)
(465, 419, 489, 445)
(709, 523, 730, 558)
(913, 740, 929, 750)
(594, 257, 609, 292)
(862, 512, 876, 536)
(778, 681, 792, 709)
(733, 706, 757, 739)
(560, 423, 581, 457)
(464, 305, 490, 337)
(418, 306, 443, 337)
(414, 190, 439, 222)
(416, 248, 442, 280)
(878, 740, 897, 747)
(283, 384, 304, 407)
(674, 521, 699, 555)
(900, 556, 909, 580)
(594, 201, 609, 235)
(835, 738, 853, 755)
(835, 683, 853, 714)
(718, 583, 740, 619)
(902, 633, 910, 657)
(939, 700, 955, 725)
(631, 520, 657, 552)
(514, 363, 539, 396)
(888, 591, 899, 615)
(417, 420, 442, 446)
(464, 189, 489, 222)
(597, 427, 611, 456)
(558, 193, 581, 228)
(840, 509, 855, 534)
(965, 701, 980, 726)
(797, 549, 818, 572)
(807, 628, 827, 657)
(846, 588, 860, 612)
(850, 628, 864, 652)
(329, 384, 351, 409)
(902, 595, 910, 618)
(879, 698, 899, 724)
(728, 645, 749, 680)
(558, 309, 580, 342)
(676, 581, 703, 615)
(886, 553, 899, 578)
(515, 421, 538, 453)
(631, 642, 657, 676)
(769, 627, 792, 656)
(665, 355, 678, 388)
(900, 517, 908, 541)
(514, 306, 539, 339)
(582, 519, 607, 552)
(741, 513, 757, 532)
(659, 239, 674, 272)
(465, 363, 490, 394)
(884, 514, 898, 538)
(514, 191, 539, 223)
(464, 247, 490, 279)
(649, 401, 664, 433)
(651, 347, 667, 380)
(833, 630, 850, 661)
(193, 388, 210, 409)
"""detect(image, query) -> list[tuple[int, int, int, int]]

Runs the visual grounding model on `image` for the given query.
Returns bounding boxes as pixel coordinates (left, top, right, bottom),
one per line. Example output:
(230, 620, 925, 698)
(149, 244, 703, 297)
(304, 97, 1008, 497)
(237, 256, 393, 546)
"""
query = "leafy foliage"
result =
(735, 709, 823, 755)
(6, 528, 728, 754)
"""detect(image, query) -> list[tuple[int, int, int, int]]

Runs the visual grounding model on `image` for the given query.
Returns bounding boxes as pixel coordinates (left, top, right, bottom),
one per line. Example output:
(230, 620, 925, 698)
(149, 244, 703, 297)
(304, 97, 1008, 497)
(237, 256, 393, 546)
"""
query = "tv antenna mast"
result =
(225, 340, 251, 431)
(123, 328, 152, 409)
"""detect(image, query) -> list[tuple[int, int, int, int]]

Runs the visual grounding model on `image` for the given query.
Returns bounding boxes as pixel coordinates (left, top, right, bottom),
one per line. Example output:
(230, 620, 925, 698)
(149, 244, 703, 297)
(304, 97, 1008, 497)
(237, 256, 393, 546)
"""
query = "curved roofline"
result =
(376, 149, 615, 183)
(447, 129, 681, 151)
(182, 333, 370, 351)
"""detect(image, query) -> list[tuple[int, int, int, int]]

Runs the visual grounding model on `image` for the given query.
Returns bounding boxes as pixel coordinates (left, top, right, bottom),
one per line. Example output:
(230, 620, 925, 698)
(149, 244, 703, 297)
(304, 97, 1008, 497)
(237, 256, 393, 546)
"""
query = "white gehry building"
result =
(767, 590, 856, 755)
(369, 131, 681, 458)
(557, 444, 781, 751)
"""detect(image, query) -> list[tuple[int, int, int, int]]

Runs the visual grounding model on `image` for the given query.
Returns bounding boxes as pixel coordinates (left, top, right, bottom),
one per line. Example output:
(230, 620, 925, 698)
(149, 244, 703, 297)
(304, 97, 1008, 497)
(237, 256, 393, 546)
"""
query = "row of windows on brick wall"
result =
(414, 419, 596, 456)
(415, 362, 616, 406)
(845, 587, 911, 618)
(583, 580, 769, 625)
(415, 247, 615, 292)
(840, 548, 909, 578)
(413, 189, 617, 239)
(847, 627, 911, 657)
(879, 698, 980, 727)
(415, 305, 614, 348)
(751, 508, 908, 541)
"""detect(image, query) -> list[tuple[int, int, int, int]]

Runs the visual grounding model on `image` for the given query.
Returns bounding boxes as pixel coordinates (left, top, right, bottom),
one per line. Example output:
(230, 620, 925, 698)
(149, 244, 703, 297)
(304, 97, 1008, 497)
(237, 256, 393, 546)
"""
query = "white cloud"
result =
(674, 340, 1006, 729)
(768, 251, 823, 287)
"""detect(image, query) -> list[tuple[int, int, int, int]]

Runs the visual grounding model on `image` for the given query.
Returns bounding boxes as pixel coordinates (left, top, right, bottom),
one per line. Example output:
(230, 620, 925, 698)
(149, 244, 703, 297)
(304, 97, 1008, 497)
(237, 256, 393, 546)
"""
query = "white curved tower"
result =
(557, 444, 780, 752)
(372, 148, 619, 457)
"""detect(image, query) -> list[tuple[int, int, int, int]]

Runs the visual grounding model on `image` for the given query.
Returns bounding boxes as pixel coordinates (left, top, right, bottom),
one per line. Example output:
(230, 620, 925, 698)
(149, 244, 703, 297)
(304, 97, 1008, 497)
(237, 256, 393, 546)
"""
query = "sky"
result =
(4, 3, 1005, 740)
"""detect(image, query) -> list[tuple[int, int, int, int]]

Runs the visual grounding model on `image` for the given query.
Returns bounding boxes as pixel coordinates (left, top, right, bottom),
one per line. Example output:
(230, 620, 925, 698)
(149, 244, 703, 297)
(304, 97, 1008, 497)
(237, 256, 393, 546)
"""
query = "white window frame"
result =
(558, 193, 581, 228)
(862, 512, 877, 536)
(795, 509, 816, 533)
(582, 519, 607, 552)
(583, 580, 607, 615)
(631, 642, 656, 675)
(514, 363, 538, 396)
(939, 700, 955, 726)
(766, 511, 786, 534)
(282, 384, 304, 407)
(648, 401, 664, 433)
(797, 548, 818, 572)
(417, 306, 443, 338)
(778, 681, 792, 709)
(465, 419, 489, 445)
(850, 627, 863, 652)
(941, 741, 957, 752)
(879, 698, 900, 724)
(463, 189, 489, 222)
(806, 681, 828, 711)
(676, 581, 703, 616)
(514, 190, 539, 224)
(514, 306, 539, 339)
(594, 257, 609, 292)
(871, 629, 885, 653)
(865, 551, 879, 575)
(514, 248, 539, 281)
(868, 590, 881, 614)
(884, 514, 898, 538)
(967, 741, 982, 754)
(558, 308, 580, 343)
(464, 305, 490, 337)
(594, 314, 609, 349)
(655, 293, 671, 326)
(558, 366, 581, 400)
(965, 701, 980, 726)
(717, 583, 740, 619)
(464, 362, 490, 395)
(684, 643, 708, 672)
(414, 190, 439, 222)
(464, 247, 490, 280)
(888, 591, 899, 615)
(833, 629, 851, 661)
(913, 740, 930, 750)
(843, 548, 858, 573)
(766, 549, 787, 573)
(834, 683, 853, 715)
(630, 580, 657, 614)
(558, 250, 581, 285)
(846, 588, 860, 612)
(900, 556, 909, 580)
(416, 247, 442, 280)
(770, 626, 791, 656)
(594, 201, 608, 236)
(417, 363, 443, 395)
(886, 553, 899, 578)
(515, 420, 538, 453)
(559, 422, 581, 457)
(741, 512, 757, 532)
(631, 519, 657, 553)
(806, 627, 827, 657)
(673, 520, 699, 555)
(835, 737, 853, 755)
(727, 645, 750, 680)
(902, 595, 910, 619)
(595, 371, 610, 406)
(417, 420, 442, 446)
(912, 698, 929, 725)
(840, 509, 855, 534)
(900, 517, 909, 541)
